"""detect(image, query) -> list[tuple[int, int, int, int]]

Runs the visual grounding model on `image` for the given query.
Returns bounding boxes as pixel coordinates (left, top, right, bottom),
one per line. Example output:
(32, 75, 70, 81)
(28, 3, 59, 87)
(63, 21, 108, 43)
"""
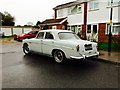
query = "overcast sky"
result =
(0, 0, 75, 25)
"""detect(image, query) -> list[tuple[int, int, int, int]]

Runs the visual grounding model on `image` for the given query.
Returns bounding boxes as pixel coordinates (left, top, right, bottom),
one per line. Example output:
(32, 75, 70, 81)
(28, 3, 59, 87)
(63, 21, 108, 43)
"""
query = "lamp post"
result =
(108, 0, 113, 52)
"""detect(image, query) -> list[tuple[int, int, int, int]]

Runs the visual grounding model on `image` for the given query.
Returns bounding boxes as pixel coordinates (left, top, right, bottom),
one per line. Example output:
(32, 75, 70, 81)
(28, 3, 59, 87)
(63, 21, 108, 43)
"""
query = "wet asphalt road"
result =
(1, 44, 120, 88)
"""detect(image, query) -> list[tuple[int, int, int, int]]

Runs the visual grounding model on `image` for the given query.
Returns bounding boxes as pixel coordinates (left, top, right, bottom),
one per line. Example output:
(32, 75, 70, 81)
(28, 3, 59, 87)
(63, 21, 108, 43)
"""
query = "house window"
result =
(77, 4, 82, 12)
(77, 25, 82, 34)
(71, 5, 77, 14)
(106, 23, 120, 35)
(68, 7, 71, 14)
(87, 25, 91, 33)
(52, 26, 57, 29)
(62, 25, 65, 30)
(67, 26, 70, 30)
(89, 0, 99, 10)
(70, 25, 81, 34)
(113, 23, 120, 35)
(71, 4, 82, 14)
(106, 24, 110, 35)
(71, 26, 76, 33)
(93, 25, 97, 34)
(108, 0, 120, 6)
(58, 9, 63, 17)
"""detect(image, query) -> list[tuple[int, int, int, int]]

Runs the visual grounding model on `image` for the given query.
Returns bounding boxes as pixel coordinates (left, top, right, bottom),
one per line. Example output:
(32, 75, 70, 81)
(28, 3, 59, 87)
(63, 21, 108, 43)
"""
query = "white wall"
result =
(13, 28, 22, 35)
(68, 4, 84, 25)
(1, 28, 32, 36)
(112, 6, 119, 23)
(87, 0, 119, 24)
(1, 28, 12, 36)
(68, 13, 84, 25)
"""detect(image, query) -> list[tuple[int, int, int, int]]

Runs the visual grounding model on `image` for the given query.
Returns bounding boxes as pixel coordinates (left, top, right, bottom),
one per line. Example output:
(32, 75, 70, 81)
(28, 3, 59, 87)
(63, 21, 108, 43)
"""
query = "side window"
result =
(36, 32, 44, 39)
(45, 32, 54, 39)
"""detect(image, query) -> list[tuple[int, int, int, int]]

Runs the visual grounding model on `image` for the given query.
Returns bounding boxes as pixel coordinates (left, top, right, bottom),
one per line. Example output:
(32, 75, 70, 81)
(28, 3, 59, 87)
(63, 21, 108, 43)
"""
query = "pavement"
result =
(98, 50, 120, 64)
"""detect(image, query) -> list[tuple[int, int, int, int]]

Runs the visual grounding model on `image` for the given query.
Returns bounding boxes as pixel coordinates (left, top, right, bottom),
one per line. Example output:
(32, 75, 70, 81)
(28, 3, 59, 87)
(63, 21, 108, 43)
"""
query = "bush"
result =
(112, 36, 120, 51)
(98, 36, 120, 52)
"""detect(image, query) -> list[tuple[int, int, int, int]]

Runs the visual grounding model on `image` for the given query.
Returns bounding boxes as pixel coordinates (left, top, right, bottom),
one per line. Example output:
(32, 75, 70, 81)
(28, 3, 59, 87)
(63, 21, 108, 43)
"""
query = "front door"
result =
(86, 24, 98, 42)
(42, 32, 54, 55)
(30, 32, 44, 53)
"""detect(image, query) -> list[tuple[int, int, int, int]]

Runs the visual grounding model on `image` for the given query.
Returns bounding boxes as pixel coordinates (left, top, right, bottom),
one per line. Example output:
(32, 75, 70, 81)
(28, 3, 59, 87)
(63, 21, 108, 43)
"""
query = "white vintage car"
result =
(22, 29, 99, 63)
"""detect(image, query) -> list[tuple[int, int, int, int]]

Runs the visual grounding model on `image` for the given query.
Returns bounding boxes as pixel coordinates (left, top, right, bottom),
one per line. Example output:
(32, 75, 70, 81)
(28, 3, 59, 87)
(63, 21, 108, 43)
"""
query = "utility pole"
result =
(108, 0, 113, 52)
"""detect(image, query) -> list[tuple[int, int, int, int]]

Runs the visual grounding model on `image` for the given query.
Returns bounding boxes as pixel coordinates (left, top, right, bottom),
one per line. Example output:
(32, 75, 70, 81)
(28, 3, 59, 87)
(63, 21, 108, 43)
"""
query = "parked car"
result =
(15, 30, 39, 41)
(0, 30, 4, 38)
(22, 29, 99, 63)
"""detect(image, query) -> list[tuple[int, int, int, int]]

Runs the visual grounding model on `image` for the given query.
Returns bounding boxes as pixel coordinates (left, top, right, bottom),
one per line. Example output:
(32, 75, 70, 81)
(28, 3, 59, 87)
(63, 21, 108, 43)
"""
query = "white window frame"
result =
(77, 25, 82, 34)
(77, 4, 82, 13)
(106, 23, 120, 35)
(70, 4, 82, 14)
(87, 24, 98, 34)
(108, 0, 120, 6)
(88, 0, 99, 11)
(71, 5, 77, 14)
(58, 9, 63, 17)
(52, 26, 57, 29)
(68, 7, 71, 14)
(67, 26, 71, 30)
(87, 25, 92, 33)
(70, 25, 82, 34)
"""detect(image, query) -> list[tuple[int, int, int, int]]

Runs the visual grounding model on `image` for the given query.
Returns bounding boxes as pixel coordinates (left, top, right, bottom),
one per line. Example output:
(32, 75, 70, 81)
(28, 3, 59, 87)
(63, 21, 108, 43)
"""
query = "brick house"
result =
(40, 0, 120, 42)
(53, 0, 87, 40)
(86, 0, 120, 42)
(40, 18, 68, 30)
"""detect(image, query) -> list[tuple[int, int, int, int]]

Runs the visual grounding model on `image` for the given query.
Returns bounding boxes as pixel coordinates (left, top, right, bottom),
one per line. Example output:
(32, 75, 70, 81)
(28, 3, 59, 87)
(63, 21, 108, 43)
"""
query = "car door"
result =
(42, 32, 54, 55)
(30, 32, 44, 53)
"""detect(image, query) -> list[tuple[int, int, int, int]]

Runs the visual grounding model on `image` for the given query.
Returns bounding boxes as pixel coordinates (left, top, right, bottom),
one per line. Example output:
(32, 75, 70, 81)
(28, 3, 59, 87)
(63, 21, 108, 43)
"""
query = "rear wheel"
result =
(23, 43, 30, 55)
(53, 50, 65, 63)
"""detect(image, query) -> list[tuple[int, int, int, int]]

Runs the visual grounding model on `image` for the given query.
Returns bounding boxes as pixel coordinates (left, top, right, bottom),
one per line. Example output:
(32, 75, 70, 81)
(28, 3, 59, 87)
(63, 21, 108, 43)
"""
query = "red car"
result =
(15, 30, 39, 41)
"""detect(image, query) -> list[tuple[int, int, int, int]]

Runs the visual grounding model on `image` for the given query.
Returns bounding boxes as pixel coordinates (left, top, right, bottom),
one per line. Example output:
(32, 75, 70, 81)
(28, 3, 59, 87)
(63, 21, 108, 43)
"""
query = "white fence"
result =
(0, 26, 32, 36)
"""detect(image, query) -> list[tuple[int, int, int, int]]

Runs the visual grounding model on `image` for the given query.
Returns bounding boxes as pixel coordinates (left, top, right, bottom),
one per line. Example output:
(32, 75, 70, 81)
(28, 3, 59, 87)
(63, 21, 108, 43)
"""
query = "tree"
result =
(0, 12, 15, 26)
(43, 25, 49, 30)
(36, 21, 41, 26)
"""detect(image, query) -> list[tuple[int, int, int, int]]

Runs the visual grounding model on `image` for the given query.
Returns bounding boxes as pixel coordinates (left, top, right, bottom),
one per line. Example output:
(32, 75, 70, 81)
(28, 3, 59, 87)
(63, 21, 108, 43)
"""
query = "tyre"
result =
(23, 43, 31, 55)
(53, 50, 66, 63)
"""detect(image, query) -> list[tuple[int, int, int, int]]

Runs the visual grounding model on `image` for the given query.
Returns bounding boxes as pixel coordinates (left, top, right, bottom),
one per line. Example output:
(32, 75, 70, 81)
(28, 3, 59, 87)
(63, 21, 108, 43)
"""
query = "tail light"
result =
(96, 44, 98, 49)
(76, 45, 80, 52)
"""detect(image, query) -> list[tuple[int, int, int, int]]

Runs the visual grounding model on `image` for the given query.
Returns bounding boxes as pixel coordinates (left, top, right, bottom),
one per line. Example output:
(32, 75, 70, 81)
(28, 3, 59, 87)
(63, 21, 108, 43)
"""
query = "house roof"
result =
(53, 0, 86, 10)
(53, 1, 78, 10)
(40, 18, 67, 25)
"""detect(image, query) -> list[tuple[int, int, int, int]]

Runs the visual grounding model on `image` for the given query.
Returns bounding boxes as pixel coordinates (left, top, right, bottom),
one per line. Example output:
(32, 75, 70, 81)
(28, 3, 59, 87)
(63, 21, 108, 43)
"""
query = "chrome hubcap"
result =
(24, 45, 29, 54)
(54, 51, 63, 63)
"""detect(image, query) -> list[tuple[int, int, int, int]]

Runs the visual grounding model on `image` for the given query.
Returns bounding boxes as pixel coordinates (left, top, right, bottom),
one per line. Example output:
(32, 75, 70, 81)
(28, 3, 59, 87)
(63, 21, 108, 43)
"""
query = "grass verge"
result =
(0, 36, 21, 44)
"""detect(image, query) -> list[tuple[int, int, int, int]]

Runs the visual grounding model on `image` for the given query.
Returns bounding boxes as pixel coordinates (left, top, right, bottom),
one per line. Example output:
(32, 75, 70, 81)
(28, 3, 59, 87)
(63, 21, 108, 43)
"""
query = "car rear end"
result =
(70, 41, 99, 60)
(81, 43, 99, 58)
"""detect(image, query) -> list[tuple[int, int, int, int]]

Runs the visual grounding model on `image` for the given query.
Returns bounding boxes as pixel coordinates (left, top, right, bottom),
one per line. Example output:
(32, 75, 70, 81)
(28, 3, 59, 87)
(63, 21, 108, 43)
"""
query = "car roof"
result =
(30, 30, 40, 32)
(39, 29, 72, 33)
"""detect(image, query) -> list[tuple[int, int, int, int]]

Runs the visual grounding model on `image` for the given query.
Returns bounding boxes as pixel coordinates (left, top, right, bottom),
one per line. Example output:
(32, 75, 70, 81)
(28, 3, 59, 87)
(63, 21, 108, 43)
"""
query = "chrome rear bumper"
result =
(70, 52, 99, 60)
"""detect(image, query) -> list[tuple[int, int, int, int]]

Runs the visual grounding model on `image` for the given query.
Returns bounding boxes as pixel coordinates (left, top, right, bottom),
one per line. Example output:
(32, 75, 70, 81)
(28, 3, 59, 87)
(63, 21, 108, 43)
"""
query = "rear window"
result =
(58, 32, 80, 40)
